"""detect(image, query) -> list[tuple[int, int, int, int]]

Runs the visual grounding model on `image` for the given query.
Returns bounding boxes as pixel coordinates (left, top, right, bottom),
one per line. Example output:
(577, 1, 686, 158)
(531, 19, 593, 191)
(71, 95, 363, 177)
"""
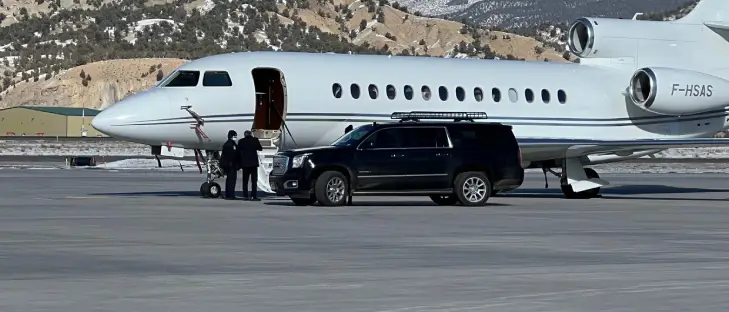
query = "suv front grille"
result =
(271, 155, 289, 175)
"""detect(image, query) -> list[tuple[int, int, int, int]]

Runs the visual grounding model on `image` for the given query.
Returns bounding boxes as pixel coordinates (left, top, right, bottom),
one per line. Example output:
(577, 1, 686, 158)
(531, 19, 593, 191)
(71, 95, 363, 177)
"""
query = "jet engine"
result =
(628, 67, 729, 115)
(567, 17, 686, 59)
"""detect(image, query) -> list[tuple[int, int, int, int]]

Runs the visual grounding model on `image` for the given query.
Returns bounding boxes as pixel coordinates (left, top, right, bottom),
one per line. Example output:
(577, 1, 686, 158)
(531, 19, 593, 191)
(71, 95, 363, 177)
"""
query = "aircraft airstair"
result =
(253, 129, 281, 194)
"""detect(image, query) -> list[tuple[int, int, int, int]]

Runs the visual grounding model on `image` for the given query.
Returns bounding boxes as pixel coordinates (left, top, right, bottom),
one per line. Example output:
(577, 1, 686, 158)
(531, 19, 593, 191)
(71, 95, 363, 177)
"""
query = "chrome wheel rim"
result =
(210, 185, 219, 195)
(462, 177, 487, 202)
(326, 177, 345, 203)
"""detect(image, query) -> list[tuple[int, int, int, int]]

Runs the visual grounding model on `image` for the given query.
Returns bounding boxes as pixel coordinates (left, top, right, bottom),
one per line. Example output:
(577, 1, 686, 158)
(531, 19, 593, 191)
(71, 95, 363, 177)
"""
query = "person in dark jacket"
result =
(220, 130, 239, 200)
(238, 130, 263, 200)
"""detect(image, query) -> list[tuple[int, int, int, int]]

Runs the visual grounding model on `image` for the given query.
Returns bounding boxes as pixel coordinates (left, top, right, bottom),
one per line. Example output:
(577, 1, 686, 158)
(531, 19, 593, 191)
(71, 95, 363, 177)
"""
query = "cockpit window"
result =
(203, 71, 233, 87)
(331, 124, 375, 147)
(164, 70, 200, 87)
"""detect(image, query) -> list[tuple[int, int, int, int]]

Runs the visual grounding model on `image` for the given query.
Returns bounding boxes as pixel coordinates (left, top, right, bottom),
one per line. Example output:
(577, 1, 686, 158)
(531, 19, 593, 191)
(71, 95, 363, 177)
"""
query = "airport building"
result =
(0, 106, 105, 137)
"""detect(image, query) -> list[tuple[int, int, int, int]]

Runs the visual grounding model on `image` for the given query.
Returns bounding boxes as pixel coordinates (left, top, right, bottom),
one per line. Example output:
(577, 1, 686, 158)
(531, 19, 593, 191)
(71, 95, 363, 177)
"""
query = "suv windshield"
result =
(331, 124, 376, 147)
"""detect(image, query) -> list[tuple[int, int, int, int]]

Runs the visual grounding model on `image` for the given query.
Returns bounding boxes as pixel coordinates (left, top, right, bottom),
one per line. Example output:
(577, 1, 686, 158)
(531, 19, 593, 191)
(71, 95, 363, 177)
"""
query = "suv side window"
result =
(448, 126, 516, 149)
(402, 127, 450, 148)
(360, 128, 406, 149)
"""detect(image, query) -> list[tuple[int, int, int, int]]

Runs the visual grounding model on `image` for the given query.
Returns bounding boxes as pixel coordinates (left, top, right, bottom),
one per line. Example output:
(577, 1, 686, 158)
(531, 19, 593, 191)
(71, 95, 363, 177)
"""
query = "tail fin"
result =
(676, 0, 729, 23)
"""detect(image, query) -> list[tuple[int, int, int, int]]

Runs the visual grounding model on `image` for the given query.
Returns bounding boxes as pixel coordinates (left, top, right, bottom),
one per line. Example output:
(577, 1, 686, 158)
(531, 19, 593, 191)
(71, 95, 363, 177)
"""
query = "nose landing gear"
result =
(195, 149, 225, 198)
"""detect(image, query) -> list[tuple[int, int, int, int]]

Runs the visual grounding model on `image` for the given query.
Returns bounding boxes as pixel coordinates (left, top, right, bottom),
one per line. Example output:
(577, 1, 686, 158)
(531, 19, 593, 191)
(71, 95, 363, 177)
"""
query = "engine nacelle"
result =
(628, 67, 729, 116)
(567, 17, 688, 59)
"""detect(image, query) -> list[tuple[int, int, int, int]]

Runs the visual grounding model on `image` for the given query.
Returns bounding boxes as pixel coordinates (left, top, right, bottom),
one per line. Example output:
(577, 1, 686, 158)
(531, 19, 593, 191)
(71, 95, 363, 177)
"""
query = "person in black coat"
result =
(219, 130, 239, 200)
(238, 130, 263, 200)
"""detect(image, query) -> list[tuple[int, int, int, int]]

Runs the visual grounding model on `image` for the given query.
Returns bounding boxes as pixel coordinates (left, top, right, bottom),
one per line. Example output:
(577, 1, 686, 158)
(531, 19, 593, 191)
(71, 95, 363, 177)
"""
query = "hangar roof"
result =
(4, 106, 102, 117)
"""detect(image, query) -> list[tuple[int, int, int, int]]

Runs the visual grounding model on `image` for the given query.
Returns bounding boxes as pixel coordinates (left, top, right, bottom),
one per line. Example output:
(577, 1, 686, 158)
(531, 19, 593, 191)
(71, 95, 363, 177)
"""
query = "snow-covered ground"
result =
(2, 139, 729, 159)
(0, 140, 196, 157)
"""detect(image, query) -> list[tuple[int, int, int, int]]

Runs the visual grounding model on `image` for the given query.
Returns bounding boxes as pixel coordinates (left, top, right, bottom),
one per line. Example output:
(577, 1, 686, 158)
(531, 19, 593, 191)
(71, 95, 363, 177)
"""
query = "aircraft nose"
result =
(92, 90, 169, 139)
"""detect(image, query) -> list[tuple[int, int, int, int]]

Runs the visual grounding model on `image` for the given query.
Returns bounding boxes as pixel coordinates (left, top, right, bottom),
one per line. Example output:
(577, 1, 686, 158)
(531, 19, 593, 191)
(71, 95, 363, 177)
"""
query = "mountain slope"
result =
(390, 0, 699, 28)
(0, 0, 568, 109)
(2, 58, 185, 109)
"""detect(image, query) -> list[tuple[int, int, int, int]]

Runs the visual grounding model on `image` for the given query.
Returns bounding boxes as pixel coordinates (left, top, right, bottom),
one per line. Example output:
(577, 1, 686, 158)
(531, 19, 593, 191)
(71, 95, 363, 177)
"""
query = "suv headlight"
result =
(291, 153, 311, 168)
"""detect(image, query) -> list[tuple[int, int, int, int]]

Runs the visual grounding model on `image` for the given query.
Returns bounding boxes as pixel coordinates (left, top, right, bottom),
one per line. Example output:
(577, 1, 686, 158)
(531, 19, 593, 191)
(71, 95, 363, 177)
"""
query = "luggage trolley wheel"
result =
(200, 182, 221, 198)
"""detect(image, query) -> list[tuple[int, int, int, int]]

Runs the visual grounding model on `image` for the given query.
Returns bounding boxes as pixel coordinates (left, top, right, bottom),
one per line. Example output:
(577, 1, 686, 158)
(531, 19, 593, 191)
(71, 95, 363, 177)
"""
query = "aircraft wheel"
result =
(290, 196, 317, 206)
(454, 171, 491, 206)
(203, 182, 221, 199)
(200, 182, 210, 198)
(314, 171, 348, 207)
(561, 168, 600, 199)
(429, 195, 458, 205)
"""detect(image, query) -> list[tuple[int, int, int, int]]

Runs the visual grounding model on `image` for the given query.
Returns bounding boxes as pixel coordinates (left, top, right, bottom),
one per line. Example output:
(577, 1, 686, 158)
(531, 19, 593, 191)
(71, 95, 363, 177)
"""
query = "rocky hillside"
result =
(391, 0, 699, 28)
(2, 58, 186, 109)
(0, 0, 571, 109)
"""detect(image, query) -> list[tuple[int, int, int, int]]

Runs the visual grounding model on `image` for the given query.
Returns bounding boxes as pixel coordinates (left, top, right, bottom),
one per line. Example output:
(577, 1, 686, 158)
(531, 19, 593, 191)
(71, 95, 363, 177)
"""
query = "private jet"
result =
(91, 0, 729, 200)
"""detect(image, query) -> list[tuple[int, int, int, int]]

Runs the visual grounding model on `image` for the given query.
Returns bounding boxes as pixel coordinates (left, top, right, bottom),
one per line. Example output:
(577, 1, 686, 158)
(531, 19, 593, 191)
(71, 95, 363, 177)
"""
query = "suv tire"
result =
(314, 171, 349, 206)
(429, 195, 458, 205)
(454, 171, 491, 206)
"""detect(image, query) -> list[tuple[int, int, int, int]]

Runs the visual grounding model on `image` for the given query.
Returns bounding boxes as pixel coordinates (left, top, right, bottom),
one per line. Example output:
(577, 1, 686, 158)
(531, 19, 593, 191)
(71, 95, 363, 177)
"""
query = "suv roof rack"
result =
(390, 111, 489, 123)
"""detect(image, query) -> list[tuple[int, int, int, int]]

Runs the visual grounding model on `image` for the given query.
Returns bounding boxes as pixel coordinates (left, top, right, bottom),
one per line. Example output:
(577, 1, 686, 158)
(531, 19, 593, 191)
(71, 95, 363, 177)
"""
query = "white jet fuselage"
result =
(91, 51, 729, 164)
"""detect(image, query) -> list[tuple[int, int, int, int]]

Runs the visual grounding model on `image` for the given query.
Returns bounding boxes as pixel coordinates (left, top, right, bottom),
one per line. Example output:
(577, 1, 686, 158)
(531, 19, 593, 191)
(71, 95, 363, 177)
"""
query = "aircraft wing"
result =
(518, 138, 729, 157)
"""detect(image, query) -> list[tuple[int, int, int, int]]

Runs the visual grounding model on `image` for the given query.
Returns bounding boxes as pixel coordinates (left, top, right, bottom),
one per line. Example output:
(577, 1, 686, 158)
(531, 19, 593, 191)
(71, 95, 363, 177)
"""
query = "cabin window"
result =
(525, 89, 534, 103)
(386, 84, 396, 99)
(421, 86, 431, 101)
(332, 83, 342, 98)
(492, 88, 501, 102)
(455, 87, 465, 101)
(474, 87, 483, 102)
(404, 85, 413, 100)
(438, 86, 448, 101)
(368, 84, 379, 99)
(508, 88, 518, 102)
(351, 83, 360, 99)
(541, 89, 550, 103)
(202, 71, 232, 87)
(164, 70, 200, 87)
(558, 89, 567, 104)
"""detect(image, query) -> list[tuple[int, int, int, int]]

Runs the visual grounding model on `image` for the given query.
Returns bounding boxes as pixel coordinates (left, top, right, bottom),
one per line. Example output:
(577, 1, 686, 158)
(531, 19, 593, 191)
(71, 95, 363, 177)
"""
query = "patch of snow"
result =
(99, 158, 199, 170)
(0, 140, 195, 157)
(589, 162, 729, 174)
(198, 0, 215, 14)
(650, 148, 729, 159)
(133, 18, 176, 32)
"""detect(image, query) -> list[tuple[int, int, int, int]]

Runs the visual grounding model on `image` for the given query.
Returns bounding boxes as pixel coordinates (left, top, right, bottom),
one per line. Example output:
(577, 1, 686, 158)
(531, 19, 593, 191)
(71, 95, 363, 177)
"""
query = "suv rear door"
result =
(399, 126, 452, 190)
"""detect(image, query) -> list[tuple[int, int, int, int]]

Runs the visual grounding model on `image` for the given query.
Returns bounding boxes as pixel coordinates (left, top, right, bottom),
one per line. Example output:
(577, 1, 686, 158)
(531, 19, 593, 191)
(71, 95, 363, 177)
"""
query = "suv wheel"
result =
(429, 195, 457, 205)
(454, 172, 491, 206)
(314, 171, 348, 206)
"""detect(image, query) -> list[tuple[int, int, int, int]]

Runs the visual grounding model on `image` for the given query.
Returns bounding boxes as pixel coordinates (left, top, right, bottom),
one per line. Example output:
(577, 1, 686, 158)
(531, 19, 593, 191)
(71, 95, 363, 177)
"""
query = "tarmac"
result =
(1, 168, 729, 311)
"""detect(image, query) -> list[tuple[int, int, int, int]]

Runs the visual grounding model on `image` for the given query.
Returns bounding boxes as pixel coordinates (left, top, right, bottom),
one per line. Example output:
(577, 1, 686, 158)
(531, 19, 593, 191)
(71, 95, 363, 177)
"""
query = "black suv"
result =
(269, 112, 524, 206)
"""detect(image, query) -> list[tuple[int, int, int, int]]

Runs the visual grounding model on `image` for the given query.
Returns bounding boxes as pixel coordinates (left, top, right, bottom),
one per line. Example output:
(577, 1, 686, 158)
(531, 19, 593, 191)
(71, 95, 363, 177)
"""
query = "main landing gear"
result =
(196, 149, 225, 198)
(541, 158, 608, 199)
